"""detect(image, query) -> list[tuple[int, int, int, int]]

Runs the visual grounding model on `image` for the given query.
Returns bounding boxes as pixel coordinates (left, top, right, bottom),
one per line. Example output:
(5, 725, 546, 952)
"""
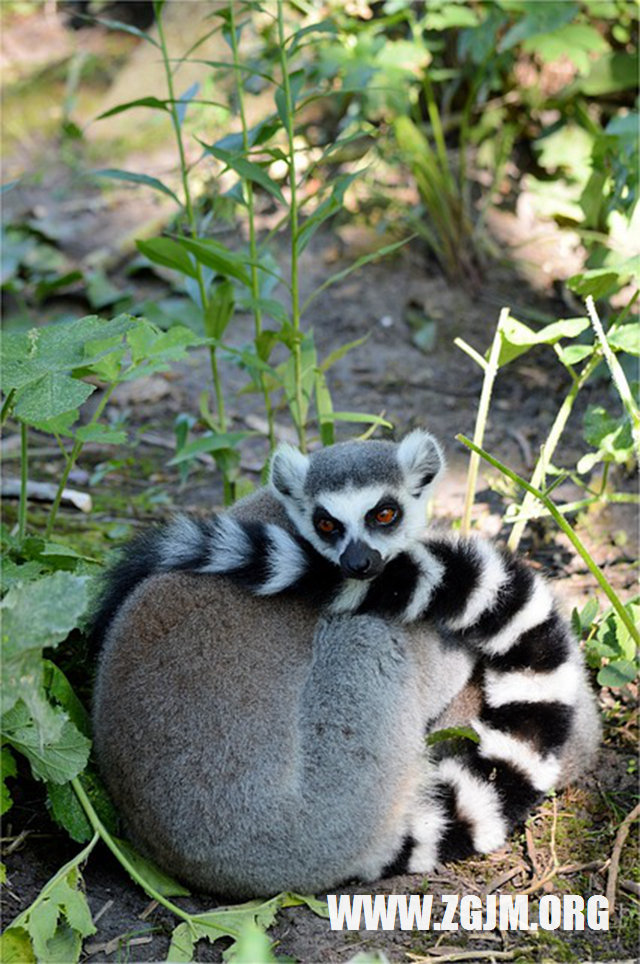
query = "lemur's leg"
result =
(286, 613, 427, 885)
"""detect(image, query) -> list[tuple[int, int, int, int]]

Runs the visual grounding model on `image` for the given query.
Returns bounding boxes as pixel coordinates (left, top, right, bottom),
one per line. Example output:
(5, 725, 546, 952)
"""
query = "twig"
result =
(606, 801, 640, 915)
(92, 898, 114, 924)
(407, 951, 518, 963)
(486, 864, 526, 894)
(620, 879, 640, 897)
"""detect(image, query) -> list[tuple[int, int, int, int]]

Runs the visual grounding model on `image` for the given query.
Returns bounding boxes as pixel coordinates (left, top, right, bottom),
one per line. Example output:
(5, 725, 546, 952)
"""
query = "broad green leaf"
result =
(597, 659, 637, 688)
(169, 431, 252, 465)
(499, 2, 578, 52)
(174, 237, 250, 285)
(427, 725, 480, 746)
(226, 920, 277, 963)
(2, 701, 91, 785)
(114, 837, 190, 896)
(167, 922, 195, 962)
(93, 169, 181, 206)
(558, 343, 594, 366)
(523, 23, 609, 74)
(0, 928, 36, 964)
(44, 662, 91, 737)
(236, 297, 289, 328)
(13, 373, 95, 424)
(136, 238, 198, 278)
(579, 51, 639, 95)
(48, 770, 118, 843)
(1, 573, 89, 725)
(608, 325, 640, 356)
(1, 746, 17, 816)
(496, 316, 590, 367)
(568, 257, 639, 299)
(96, 97, 169, 119)
(199, 143, 285, 204)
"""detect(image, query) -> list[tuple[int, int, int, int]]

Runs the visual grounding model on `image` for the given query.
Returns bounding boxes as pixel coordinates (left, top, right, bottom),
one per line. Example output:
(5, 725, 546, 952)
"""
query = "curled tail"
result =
(90, 514, 339, 648)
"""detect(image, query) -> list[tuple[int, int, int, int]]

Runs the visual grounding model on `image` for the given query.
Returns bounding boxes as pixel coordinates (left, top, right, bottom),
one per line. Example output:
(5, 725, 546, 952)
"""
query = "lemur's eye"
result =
(375, 507, 398, 526)
(317, 518, 337, 534)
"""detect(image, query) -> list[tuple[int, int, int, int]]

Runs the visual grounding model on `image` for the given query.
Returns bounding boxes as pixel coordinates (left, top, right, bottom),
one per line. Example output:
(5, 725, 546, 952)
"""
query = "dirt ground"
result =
(1, 6, 639, 963)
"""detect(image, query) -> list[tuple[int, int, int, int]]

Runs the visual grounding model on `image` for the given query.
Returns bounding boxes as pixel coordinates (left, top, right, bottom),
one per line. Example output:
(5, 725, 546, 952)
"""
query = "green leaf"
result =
(558, 343, 594, 366)
(496, 316, 590, 366)
(499, 2, 578, 52)
(329, 412, 393, 428)
(2, 701, 91, 785)
(608, 325, 640, 356)
(74, 424, 127, 444)
(1, 573, 89, 726)
(597, 659, 637, 687)
(204, 279, 235, 340)
(1, 746, 17, 816)
(169, 431, 251, 466)
(91, 15, 159, 46)
(173, 237, 250, 285)
(167, 922, 195, 962)
(579, 51, 639, 95)
(275, 69, 305, 130)
(136, 238, 197, 278)
(47, 782, 93, 844)
(96, 96, 169, 119)
(568, 257, 639, 299)
(13, 374, 95, 424)
(43, 661, 91, 738)
(579, 597, 600, 633)
(93, 169, 181, 205)
(315, 371, 334, 447)
(427, 725, 480, 746)
(0, 928, 37, 964)
(198, 143, 285, 204)
(523, 23, 608, 74)
(114, 837, 190, 897)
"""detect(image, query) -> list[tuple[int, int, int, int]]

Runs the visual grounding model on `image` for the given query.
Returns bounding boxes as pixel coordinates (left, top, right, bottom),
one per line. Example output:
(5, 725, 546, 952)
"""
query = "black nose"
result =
(339, 540, 383, 580)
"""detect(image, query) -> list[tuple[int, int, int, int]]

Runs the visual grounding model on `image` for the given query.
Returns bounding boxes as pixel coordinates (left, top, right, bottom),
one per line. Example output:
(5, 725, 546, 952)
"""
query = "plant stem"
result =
(508, 352, 601, 552)
(45, 385, 115, 538)
(229, 0, 275, 450)
(277, 0, 306, 451)
(460, 308, 508, 535)
(457, 434, 640, 646)
(155, 2, 227, 440)
(18, 422, 28, 542)
(586, 294, 640, 461)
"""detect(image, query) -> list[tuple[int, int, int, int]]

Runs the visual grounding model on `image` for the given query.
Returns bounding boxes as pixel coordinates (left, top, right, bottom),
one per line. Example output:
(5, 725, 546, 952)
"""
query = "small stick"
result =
(486, 864, 526, 893)
(606, 802, 640, 915)
(407, 951, 518, 963)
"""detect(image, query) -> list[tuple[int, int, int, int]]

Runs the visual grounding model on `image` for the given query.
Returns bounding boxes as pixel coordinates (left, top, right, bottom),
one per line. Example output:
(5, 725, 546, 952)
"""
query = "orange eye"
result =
(375, 507, 397, 525)
(317, 518, 336, 534)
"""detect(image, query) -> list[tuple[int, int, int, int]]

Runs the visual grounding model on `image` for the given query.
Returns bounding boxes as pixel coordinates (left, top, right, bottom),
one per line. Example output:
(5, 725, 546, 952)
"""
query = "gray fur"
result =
(93, 444, 600, 897)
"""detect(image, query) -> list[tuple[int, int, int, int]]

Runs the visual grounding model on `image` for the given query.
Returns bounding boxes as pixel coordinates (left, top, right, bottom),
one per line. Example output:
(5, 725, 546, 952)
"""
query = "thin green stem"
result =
(70, 778, 209, 933)
(277, 0, 306, 451)
(460, 307, 508, 536)
(155, 2, 227, 437)
(507, 491, 639, 524)
(18, 422, 28, 542)
(586, 294, 640, 461)
(508, 351, 601, 552)
(229, 0, 275, 450)
(457, 434, 640, 646)
(45, 385, 115, 538)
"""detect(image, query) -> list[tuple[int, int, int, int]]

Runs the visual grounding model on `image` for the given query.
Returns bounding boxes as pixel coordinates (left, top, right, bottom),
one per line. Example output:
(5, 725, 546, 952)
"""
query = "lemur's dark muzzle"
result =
(340, 540, 383, 580)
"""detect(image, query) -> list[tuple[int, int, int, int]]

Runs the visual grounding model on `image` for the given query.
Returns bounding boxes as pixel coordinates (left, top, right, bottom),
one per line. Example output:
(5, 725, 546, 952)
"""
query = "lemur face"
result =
(269, 431, 445, 579)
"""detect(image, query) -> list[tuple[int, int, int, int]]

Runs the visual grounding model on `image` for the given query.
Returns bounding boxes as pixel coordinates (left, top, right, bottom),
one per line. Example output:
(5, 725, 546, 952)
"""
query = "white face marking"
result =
(282, 484, 431, 566)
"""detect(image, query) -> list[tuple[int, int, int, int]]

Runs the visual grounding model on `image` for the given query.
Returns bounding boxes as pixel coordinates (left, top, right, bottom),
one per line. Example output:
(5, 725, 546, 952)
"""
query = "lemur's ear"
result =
(397, 430, 445, 497)
(269, 443, 309, 503)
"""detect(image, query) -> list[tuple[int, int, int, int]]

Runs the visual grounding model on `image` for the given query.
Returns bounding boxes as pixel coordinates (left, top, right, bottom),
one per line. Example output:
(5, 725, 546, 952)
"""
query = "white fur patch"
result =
(403, 544, 444, 622)
(473, 719, 562, 791)
(437, 758, 508, 853)
(199, 516, 253, 573)
(484, 662, 580, 707)
(408, 797, 449, 872)
(256, 525, 308, 595)
(269, 443, 309, 502)
(480, 577, 554, 656)
(159, 516, 205, 568)
(397, 430, 445, 497)
(447, 540, 509, 631)
(329, 579, 370, 614)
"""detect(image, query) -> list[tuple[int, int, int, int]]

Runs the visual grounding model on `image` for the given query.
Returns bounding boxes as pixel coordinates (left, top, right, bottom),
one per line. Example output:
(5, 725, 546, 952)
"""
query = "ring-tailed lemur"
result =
(92, 431, 600, 897)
